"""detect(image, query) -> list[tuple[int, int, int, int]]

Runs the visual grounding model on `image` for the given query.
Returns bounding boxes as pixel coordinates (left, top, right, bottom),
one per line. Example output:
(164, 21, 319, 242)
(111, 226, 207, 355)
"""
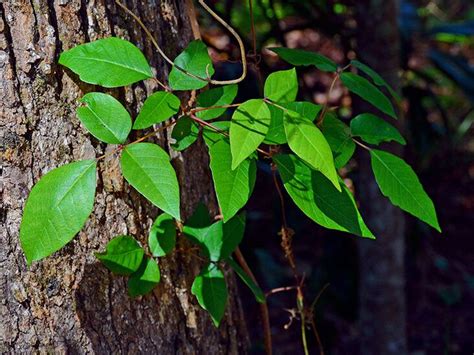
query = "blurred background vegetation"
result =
(197, 1, 473, 353)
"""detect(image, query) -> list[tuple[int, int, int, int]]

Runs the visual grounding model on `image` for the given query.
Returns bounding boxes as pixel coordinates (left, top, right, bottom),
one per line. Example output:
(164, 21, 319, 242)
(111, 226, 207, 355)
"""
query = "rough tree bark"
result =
(0, 0, 248, 353)
(354, 1, 408, 354)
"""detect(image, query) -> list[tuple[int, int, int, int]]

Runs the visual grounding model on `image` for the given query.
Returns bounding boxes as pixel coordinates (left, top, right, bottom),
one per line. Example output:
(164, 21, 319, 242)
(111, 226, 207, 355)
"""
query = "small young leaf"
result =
(230, 99, 271, 169)
(196, 85, 238, 120)
(269, 47, 338, 72)
(171, 117, 199, 151)
(59, 37, 153, 87)
(209, 140, 256, 222)
(351, 60, 401, 101)
(20, 160, 97, 264)
(350, 113, 406, 145)
(96, 235, 145, 275)
(121, 143, 180, 220)
(370, 150, 440, 231)
(274, 154, 374, 238)
(148, 213, 176, 257)
(202, 121, 230, 147)
(321, 113, 356, 168)
(191, 264, 228, 327)
(77, 92, 131, 144)
(283, 109, 340, 190)
(226, 257, 265, 303)
(264, 68, 298, 103)
(169, 40, 214, 90)
(264, 102, 321, 145)
(341, 73, 397, 119)
(133, 91, 180, 130)
(128, 257, 161, 297)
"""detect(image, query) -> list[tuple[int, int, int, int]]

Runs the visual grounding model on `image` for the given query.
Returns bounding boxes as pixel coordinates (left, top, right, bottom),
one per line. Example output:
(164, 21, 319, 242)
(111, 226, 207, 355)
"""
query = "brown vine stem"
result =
(234, 247, 273, 355)
(115, 0, 247, 86)
(189, 114, 272, 158)
(353, 138, 372, 151)
(96, 119, 177, 161)
(265, 285, 298, 298)
(316, 73, 339, 126)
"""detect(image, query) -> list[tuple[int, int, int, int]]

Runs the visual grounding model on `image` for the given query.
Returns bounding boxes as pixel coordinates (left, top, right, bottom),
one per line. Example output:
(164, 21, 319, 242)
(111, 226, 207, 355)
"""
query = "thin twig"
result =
(353, 138, 372, 151)
(234, 248, 273, 355)
(265, 286, 298, 298)
(317, 73, 339, 126)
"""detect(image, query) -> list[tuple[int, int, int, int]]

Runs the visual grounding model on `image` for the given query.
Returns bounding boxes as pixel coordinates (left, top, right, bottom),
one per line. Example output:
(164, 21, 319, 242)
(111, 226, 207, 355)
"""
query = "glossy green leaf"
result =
(77, 92, 131, 144)
(351, 60, 401, 101)
(133, 91, 180, 130)
(148, 213, 176, 257)
(321, 113, 355, 168)
(203, 121, 230, 147)
(183, 220, 223, 261)
(264, 102, 321, 145)
(191, 263, 228, 327)
(196, 85, 238, 120)
(171, 117, 199, 151)
(370, 150, 440, 231)
(350, 113, 406, 145)
(230, 99, 270, 169)
(209, 140, 256, 222)
(59, 37, 153, 87)
(341, 73, 397, 119)
(168, 40, 214, 90)
(274, 154, 374, 238)
(269, 47, 338, 72)
(20, 160, 97, 264)
(96, 235, 145, 275)
(121, 143, 180, 220)
(283, 109, 340, 190)
(226, 257, 265, 303)
(264, 68, 298, 103)
(221, 212, 246, 260)
(128, 257, 161, 297)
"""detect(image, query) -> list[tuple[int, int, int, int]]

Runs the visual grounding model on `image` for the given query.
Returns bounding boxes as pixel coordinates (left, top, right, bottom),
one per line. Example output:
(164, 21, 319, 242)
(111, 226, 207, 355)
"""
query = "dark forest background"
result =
(197, 1, 473, 354)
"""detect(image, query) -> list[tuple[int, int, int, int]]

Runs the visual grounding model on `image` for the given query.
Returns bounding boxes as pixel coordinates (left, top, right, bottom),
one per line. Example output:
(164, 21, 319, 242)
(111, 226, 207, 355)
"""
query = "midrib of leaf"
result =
(85, 105, 123, 141)
(55, 161, 94, 208)
(69, 56, 151, 76)
(372, 151, 427, 214)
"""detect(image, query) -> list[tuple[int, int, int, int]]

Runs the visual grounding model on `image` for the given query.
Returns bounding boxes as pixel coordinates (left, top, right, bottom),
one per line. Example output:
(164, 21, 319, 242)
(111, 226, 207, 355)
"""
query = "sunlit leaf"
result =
(59, 37, 152, 87)
(20, 160, 97, 264)
(264, 68, 298, 103)
(133, 91, 180, 130)
(96, 235, 145, 275)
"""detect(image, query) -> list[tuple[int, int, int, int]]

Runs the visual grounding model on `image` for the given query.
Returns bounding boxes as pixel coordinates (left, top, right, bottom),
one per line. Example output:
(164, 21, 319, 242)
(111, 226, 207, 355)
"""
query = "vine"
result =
(18, 1, 441, 354)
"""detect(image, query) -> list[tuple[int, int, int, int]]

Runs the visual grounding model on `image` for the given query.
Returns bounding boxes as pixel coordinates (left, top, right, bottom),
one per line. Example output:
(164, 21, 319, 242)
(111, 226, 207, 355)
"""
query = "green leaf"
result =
(169, 40, 214, 90)
(226, 257, 265, 303)
(186, 202, 212, 228)
(221, 212, 246, 260)
(128, 257, 161, 297)
(340, 73, 397, 119)
(196, 85, 238, 120)
(264, 68, 298, 103)
(171, 117, 199, 151)
(148, 213, 176, 257)
(209, 140, 256, 222)
(230, 99, 271, 169)
(274, 154, 374, 238)
(133, 91, 180, 130)
(370, 150, 440, 231)
(283, 109, 340, 190)
(121, 143, 180, 220)
(351, 60, 401, 101)
(96, 235, 145, 275)
(77, 92, 131, 144)
(202, 121, 230, 147)
(269, 47, 338, 72)
(264, 101, 321, 145)
(59, 37, 153, 87)
(191, 263, 228, 327)
(321, 113, 355, 168)
(350, 113, 406, 145)
(20, 160, 97, 264)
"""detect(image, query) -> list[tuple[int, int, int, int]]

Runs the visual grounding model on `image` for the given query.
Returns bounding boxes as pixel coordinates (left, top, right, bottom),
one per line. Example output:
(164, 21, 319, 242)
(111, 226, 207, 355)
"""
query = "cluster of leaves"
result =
(19, 36, 440, 326)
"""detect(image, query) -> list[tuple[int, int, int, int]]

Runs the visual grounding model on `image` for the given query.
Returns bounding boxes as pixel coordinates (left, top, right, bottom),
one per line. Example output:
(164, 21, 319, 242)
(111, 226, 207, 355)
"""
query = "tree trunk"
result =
(354, 1, 407, 354)
(0, 0, 248, 353)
